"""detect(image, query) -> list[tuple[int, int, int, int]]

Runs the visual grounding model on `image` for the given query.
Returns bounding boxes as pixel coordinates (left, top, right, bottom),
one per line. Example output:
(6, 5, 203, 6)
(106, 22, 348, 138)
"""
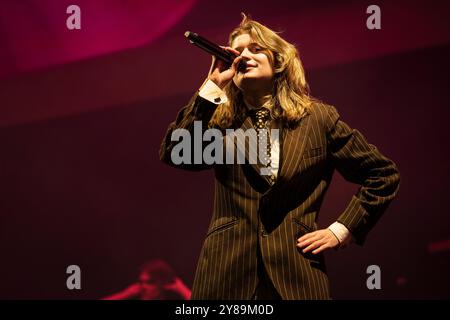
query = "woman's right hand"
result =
(208, 46, 243, 90)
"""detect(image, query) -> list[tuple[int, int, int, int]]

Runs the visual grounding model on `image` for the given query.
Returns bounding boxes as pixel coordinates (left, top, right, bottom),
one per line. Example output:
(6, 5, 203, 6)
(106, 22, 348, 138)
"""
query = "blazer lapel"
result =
(231, 111, 311, 186)
(278, 113, 311, 180)
(228, 115, 274, 186)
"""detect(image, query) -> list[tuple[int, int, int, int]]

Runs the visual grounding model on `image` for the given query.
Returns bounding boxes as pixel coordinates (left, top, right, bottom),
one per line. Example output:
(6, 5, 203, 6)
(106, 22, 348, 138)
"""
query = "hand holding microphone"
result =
(207, 46, 244, 90)
(184, 31, 247, 89)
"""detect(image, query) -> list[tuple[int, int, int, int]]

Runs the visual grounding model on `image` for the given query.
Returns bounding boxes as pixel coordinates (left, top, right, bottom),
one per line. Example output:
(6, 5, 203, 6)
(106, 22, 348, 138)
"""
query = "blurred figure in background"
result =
(102, 259, 191, 300)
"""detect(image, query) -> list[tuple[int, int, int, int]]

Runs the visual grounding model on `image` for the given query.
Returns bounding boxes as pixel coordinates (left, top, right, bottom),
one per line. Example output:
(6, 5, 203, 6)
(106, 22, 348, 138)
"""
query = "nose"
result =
(240, 47, 252, 60)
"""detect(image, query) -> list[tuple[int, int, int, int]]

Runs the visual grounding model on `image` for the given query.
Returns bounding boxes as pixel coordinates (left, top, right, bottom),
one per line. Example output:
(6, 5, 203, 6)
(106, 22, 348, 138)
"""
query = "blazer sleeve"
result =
(159, 92, 219, 171)
(325, 104, 401, 245)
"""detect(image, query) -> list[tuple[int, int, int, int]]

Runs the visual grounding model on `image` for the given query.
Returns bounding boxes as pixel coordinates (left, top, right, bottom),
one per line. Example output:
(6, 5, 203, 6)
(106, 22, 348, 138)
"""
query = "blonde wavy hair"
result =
(209, 14, 317, 129)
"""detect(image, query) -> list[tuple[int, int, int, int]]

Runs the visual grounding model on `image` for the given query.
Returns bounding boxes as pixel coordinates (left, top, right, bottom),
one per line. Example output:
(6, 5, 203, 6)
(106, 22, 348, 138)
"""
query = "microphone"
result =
(184, 31, 247, 72)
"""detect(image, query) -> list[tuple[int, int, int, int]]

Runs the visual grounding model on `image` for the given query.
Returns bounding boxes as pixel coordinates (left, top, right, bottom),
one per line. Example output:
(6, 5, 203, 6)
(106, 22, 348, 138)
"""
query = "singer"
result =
(159, 14, 400, 300)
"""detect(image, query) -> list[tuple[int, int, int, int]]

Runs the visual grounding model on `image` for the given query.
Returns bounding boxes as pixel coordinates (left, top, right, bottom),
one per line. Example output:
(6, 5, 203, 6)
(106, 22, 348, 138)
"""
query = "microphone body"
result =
(184, 31, 247, 72)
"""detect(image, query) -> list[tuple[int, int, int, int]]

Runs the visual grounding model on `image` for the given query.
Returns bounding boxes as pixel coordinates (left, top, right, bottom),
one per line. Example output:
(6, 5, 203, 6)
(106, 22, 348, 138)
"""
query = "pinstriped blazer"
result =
(159, 93, 400, 300)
